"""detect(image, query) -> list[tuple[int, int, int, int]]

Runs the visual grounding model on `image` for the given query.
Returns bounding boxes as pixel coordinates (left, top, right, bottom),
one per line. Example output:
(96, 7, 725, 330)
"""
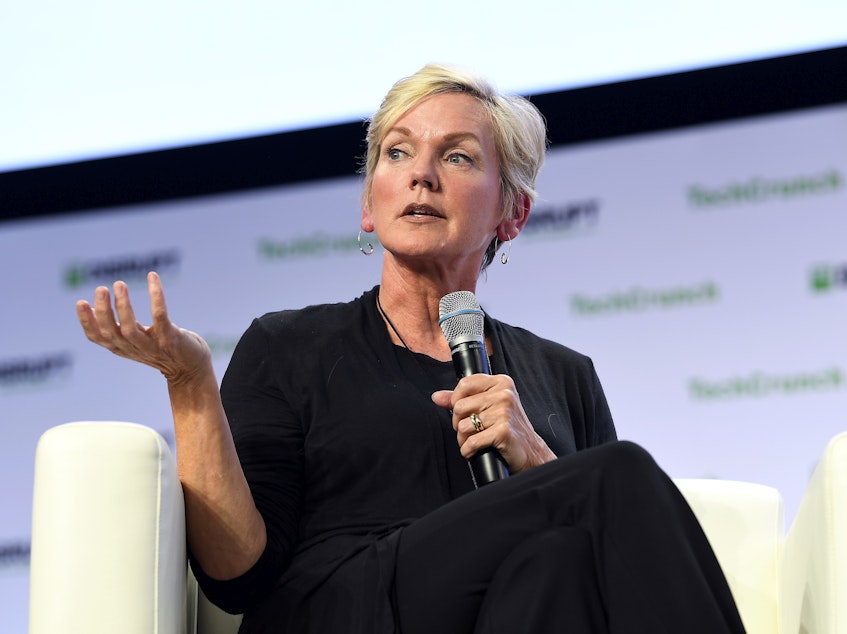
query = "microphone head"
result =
(438, 291, 485, 344)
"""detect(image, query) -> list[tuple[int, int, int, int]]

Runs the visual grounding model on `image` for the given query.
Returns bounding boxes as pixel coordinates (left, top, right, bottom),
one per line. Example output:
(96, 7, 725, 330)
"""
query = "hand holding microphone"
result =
(438, 291, 509, 487)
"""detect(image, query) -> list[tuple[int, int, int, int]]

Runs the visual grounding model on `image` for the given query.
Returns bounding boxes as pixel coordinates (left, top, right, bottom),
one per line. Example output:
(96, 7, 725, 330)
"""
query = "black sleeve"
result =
(586, 357, 617, 447)
(189, 316, 304, 614)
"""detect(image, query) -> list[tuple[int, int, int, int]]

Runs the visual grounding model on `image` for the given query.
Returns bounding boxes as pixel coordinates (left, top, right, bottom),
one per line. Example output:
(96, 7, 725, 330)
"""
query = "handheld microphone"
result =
(438, 291, 508, 487)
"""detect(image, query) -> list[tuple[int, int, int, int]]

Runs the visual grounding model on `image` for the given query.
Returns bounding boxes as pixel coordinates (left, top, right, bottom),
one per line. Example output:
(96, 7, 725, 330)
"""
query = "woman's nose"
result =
(410, 157, 438, 191)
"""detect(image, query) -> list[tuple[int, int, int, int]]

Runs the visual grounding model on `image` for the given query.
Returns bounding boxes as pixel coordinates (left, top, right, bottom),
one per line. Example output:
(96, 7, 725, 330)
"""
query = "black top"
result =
(191, 285, 617, 628)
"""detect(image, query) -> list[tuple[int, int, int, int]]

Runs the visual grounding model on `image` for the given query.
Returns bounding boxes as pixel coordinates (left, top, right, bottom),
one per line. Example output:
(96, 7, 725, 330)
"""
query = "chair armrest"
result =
(779, 431, 847, 634)
(674, 478, 783, 634)
(29, 422, 188, 634)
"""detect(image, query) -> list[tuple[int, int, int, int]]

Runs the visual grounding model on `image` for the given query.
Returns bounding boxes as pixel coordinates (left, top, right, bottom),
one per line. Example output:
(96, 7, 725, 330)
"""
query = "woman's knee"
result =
(588, 441, 673, 503)
(592, 440, 661, 476)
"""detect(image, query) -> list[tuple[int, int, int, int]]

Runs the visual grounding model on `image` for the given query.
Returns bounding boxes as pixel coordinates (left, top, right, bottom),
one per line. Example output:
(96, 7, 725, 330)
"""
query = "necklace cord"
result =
(376, 290, 414, 351)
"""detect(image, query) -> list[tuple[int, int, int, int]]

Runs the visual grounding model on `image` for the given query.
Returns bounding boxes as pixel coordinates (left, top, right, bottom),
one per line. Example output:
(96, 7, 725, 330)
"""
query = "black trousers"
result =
(393, 441, 746, 634)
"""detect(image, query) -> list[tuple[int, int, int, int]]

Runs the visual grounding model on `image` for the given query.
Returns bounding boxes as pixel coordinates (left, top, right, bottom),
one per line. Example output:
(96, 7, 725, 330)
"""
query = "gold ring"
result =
(470, 413, 483, 432)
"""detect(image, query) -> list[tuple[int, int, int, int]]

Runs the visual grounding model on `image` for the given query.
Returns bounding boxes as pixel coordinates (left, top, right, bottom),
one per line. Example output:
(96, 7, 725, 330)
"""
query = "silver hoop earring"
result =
(358, 230, 375, 256)
(500, 235, 512, 265)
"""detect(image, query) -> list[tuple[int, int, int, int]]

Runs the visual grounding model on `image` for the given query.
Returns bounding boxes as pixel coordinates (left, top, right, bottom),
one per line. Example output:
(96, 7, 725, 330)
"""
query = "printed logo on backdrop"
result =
(570, 281, 719, 317)
(810, 262, 847, 294)
(258, 233, 369, 261)
(0, 352, 72, 390)
(687, 169, 843, 209)
(521, 199, 600, 239)
(255, 199, 601, 262)
(63, 249, 181, 289)
(689, 367, 844, 401)
(0, 540, 30, 572)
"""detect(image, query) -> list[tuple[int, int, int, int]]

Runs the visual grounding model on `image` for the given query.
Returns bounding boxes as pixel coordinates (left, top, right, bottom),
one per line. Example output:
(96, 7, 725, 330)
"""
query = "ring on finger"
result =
(470, 412, 483, 432)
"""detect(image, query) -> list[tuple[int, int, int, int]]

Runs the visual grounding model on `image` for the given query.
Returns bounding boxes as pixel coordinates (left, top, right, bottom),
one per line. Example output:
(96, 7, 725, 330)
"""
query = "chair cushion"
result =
(674, 478, 783, 634)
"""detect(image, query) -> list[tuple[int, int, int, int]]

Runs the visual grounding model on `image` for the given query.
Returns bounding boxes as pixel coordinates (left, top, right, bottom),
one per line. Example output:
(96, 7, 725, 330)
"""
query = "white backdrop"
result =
(3, 0, 846, 172)
(1, 100, 846, 630)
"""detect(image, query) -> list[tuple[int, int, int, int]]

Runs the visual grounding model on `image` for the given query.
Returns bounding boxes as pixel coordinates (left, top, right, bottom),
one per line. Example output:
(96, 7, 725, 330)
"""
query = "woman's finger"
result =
(90, 286, 123, 344)
(147, 271, 171, 328)
(75, 298, 99, 341)
(113, 281, 140, 338)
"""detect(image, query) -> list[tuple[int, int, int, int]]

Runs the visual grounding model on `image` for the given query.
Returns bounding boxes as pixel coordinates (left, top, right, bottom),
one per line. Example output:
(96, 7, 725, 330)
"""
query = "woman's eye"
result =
(447, 152, 472, 165)
(386, 147, 404, 160)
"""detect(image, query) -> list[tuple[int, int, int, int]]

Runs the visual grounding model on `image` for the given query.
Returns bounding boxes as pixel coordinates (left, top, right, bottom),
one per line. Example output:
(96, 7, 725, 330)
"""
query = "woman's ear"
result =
(497, 192, 531, 241)
(361, 199, 375, 233)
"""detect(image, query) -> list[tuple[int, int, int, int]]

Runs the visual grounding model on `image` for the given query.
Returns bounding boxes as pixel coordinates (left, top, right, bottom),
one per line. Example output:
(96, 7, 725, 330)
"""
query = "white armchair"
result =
(28, 422, 241, 634)
(28, 421, 847, 634)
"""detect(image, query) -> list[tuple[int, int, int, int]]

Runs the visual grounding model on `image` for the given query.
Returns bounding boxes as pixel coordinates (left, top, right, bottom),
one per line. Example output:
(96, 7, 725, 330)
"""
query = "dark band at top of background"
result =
(1, 46, 845, 222)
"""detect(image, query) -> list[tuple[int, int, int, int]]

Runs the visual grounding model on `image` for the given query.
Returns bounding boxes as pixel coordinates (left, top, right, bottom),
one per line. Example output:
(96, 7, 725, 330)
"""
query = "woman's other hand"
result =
(76, 271, 211, 386)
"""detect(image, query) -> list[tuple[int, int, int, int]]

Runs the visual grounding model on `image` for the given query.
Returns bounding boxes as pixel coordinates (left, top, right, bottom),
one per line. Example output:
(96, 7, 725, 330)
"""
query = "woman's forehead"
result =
(386, 93, 494, 143)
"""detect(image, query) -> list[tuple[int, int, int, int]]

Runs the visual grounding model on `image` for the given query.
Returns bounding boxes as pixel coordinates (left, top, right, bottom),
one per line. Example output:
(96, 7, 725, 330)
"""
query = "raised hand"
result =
(76, 271, 211, 385)
(77, 270, 267, 578)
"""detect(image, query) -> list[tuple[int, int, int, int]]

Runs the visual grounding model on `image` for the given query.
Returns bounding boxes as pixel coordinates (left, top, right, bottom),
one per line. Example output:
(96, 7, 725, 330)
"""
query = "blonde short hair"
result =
(362, 64, 548, 268)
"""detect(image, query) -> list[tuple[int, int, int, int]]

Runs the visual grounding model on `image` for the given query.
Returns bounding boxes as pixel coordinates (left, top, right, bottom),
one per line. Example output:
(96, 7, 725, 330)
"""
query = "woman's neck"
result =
(376, 287, 450, 361)
(377, 259, 482, 362)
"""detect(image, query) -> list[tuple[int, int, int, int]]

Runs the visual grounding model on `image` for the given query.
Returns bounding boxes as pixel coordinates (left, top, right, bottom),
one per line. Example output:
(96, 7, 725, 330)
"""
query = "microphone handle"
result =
(450, 339, 509, 486)
(470, 448, 509, 487)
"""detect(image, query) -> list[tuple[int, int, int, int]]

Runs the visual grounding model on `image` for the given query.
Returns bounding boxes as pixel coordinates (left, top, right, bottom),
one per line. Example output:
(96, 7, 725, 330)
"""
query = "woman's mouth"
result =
(403, 204, 443, 218)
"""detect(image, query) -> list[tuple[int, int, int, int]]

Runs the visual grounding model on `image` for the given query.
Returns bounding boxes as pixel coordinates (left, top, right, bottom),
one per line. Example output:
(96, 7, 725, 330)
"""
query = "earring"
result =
(358, 230, 375, 256)
(500, 235, 512, 265)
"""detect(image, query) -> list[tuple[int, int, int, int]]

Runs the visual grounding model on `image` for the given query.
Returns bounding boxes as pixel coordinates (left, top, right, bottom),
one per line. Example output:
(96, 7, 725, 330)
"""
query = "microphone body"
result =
(439, 292, 509, 487)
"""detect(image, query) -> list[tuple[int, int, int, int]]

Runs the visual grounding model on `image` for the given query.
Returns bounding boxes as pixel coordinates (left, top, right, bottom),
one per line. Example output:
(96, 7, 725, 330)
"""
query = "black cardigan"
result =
(191, 285, 617, 629)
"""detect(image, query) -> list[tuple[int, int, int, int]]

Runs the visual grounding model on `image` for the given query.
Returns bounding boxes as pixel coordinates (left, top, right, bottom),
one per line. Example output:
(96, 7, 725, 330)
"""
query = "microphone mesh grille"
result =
(439, 291, 484, 342)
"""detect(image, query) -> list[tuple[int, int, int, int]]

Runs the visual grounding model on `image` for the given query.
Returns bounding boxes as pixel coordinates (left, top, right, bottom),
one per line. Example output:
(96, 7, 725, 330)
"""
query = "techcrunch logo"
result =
(522, 199, 599, 236)
(258, 233, 369, 260)
(0, 353, 72, 387)
(688, 169, 843, 208)
(811, 262, 847, 293)
(571, 281, 719, 316)
(689, 367, 844, 401)
(64, 249, 181, 289)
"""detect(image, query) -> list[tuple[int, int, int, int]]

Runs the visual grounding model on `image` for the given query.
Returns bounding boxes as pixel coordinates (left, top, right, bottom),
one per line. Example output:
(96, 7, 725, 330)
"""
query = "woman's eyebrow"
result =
(385, 127, 482, 145)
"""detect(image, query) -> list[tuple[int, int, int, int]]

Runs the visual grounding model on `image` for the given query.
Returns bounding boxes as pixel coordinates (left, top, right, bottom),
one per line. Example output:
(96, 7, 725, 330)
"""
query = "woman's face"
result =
(363, 92, 508, 276)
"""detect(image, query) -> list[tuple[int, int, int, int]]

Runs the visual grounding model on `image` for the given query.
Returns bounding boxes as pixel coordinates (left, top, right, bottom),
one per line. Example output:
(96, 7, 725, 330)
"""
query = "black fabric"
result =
(472, 527, 609, 634)
(188, 286, 740, 633)
(394, 442, 745, 634)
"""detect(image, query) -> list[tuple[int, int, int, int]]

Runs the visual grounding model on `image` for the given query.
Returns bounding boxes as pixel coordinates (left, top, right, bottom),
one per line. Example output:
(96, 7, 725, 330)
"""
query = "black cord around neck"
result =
(376, 289, 414, 352)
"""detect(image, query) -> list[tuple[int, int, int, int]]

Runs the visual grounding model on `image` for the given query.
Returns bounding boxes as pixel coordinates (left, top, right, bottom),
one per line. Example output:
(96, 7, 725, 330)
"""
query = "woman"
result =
(76, 64, 744, 633)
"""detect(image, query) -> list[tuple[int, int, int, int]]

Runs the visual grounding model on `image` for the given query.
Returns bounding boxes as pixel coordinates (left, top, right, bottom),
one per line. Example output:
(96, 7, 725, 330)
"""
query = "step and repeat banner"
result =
(1, 101, 845, 628)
